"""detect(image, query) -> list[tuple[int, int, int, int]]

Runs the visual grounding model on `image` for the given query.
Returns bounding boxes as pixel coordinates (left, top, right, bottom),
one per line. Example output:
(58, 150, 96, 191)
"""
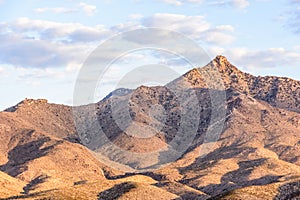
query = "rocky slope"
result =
(206, 56, 300, 113)
(0, 56, 300, 199)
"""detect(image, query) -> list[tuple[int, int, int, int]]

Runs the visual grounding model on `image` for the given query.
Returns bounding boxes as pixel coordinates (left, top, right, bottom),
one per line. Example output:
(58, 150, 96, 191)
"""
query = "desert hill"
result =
(0, 56, 300, 199)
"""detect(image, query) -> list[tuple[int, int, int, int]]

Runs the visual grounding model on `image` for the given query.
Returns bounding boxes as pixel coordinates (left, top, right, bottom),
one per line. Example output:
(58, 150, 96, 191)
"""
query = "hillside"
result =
(0, 56, 300, 199)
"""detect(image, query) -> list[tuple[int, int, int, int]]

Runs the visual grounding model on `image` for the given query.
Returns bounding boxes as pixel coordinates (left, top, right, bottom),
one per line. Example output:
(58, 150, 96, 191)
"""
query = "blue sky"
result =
(0, 0, 300, 109)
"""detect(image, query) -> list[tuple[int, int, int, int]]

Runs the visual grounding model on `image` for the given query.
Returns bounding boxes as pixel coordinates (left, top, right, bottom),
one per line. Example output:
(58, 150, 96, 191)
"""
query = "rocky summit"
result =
(0, 56, 300, 199)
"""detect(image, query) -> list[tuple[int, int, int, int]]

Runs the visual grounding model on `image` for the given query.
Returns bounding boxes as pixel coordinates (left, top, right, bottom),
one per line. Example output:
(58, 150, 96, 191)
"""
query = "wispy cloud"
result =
(159, 0, 183, 6)
(34, 7, 77, 14)
(157, 0, 203, 6)
(78, 2, 97, 16)
(0, 32, 90, 69)
(0, 67, 4, 74)
(3, 17, 111, 42)
(7, 12, 300, 72)
(210, 46, 300, 70)
(158, 0, 249, 9)
(17, 67, 65, 80)
(285, 0, 300, 33)
(209, 0, 250, 9)
(142, 13, 235, 44)
(34, 3, 97, 16)
(0, 14, 237, 69)
(129, 14, 144, 20)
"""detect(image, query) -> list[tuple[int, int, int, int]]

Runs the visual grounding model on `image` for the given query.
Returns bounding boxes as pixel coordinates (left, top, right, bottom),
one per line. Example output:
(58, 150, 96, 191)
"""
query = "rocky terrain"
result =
(0, 56, 300, 199)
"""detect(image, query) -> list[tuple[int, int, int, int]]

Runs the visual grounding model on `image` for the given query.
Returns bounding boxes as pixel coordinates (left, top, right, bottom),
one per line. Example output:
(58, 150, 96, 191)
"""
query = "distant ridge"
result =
(4, 99, 48, 112)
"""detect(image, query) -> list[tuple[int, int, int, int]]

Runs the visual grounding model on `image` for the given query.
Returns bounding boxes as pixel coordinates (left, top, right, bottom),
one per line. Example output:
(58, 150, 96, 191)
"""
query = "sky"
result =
(0, 0, 300, 110)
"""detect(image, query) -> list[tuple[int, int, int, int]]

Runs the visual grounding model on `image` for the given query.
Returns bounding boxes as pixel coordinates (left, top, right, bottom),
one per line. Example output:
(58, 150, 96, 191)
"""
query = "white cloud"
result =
(14, 67, 70, 87)
(78, 2, 97, 16)
(34, 7, 77, 14)
(66, 62, 82, 72)
(111, 21, 142, 32)
(17, 67, 65, 80)
(188, 0, 204, 2)
(0, 17, 113, 69)
(34, 3, 98, 16)
(230, 0, 250, 9)
(159, 0, 183, 6)
(4, 14, 235, 46)
(202, 31, 235, 45)
(158, 0, 203, 6)
(208, 0, 250, 9)
(286, 2, 300, 34)
(3, 17, 111, 42)
(142, 14, 210, 32)
(158, 0, 249, 8)
(216, 25, 235, 32)
(0, 14, 236, 69)
(142, 13, 235, 44)
(0, 32, 91, 69)
(129, 14, 144, 20)
(0, 67, 4, 74)
(211, 47, 300, 70)
(292, 45, 300, 51)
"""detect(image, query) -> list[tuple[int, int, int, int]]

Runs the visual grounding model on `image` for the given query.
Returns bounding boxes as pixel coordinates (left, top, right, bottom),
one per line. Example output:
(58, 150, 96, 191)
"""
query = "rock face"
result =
(1, 55, 300, 199)
(210, 55, 300, 112)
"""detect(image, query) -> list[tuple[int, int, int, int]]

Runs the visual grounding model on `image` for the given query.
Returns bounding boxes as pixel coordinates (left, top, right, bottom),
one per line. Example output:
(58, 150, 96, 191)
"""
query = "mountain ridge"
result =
(1, 55, 300, 199)
(5, 55, 300, 113)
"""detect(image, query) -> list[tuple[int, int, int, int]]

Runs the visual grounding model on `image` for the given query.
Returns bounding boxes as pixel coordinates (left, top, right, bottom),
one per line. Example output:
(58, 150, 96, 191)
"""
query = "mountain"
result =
(0, 55, 300, 199)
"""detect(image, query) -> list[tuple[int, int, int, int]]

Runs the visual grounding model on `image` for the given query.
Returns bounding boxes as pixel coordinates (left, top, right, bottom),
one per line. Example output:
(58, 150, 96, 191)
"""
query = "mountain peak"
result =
(214, 55, 230, 64)
(210, 55, 240, 74)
